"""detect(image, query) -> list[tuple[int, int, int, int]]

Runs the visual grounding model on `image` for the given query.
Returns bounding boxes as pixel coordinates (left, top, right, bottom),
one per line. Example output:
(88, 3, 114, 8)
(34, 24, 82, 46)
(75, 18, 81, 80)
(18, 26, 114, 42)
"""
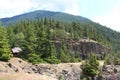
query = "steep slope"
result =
(0, 10, 91, 25)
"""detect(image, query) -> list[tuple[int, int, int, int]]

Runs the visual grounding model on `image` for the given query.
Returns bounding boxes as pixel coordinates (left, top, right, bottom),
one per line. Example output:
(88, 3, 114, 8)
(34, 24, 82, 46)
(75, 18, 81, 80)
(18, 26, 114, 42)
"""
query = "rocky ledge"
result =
(0, 58, 81, 80)
(1, 58, 120, 80)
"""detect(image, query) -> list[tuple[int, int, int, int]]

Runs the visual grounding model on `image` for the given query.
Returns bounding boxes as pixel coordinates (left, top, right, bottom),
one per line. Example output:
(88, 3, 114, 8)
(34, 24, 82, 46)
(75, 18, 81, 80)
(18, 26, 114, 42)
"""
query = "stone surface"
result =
(0, 58, 82, 80)
(102, 65, 120, 80)
(2, 58, 120, 80)
(54, 39, 111, 59)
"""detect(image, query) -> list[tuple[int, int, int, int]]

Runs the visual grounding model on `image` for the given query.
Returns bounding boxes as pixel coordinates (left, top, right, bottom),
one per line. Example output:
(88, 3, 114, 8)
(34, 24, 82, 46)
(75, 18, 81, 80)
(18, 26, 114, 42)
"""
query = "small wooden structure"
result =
(12, 47, 22, 56)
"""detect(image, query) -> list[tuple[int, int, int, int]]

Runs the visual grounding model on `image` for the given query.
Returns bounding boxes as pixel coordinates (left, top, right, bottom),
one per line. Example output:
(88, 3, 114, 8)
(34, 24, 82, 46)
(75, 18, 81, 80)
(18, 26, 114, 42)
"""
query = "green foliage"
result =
(70, 55, 78, 62)
(87, 53, 99, 69)
(81, 53, 99, 79)
(59, 42, 70, 63)
(1, 10, 120, 52)
(44, 44, 60, 64)
(112, 51, 120, 65)
(44, 57, 60, 64)
(0, 26, 13, 61)
(1, 10, 91, 26)
(82, 63, 98, 76)
(114, 59, 120, 65)
(27, 53, 44, 64)
(104, 51, 120, 65)
(5, 18, 120, 64)
(105, 51, 120, 65)
(104, 54, 114, 65)
(58, 75, 64, 80)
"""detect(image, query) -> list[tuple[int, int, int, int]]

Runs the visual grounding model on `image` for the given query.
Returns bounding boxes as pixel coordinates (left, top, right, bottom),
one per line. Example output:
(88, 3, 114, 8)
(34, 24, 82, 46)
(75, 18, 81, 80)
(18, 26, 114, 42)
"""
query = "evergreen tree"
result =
(20, 23, 38, 61)
(0, 27, 13, 61)
(6, 18, 120, 64)
(37, 24, 51, 58)
(7, 27, 15, 47)
(87, 53, 99, 69)
(44, 43, 60, 64)
(59, 42, 70, 62)
(81, 53, 99, 80)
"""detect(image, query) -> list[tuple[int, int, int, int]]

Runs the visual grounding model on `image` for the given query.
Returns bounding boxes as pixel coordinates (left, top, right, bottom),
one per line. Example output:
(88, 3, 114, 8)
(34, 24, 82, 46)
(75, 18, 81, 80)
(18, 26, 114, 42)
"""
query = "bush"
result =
(58, 75, 64, 80)
(0, 53, 13, 61)
(27, 53, 44, 64)
(114, 58, 120, 65)
(44, 57, 60, 64)
(104, 54, 113, 65)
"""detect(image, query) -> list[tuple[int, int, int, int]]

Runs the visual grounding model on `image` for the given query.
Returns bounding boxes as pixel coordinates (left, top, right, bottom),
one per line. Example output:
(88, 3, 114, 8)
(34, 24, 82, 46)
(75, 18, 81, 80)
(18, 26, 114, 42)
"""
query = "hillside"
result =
(0, 10, 119, 52)
(1, 10, 120, 80)
(0, 10, 120, 64)
(0, 10, 91, 25)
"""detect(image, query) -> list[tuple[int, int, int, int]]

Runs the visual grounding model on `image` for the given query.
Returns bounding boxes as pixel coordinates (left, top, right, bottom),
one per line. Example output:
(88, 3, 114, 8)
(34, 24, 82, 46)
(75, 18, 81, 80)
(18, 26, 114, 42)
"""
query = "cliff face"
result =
(54, 39, 110, 59)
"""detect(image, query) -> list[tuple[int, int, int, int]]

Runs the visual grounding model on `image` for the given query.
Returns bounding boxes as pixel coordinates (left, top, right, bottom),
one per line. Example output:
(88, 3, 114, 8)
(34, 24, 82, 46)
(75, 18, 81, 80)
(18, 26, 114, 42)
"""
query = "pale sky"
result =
(0, 0, 120, 31)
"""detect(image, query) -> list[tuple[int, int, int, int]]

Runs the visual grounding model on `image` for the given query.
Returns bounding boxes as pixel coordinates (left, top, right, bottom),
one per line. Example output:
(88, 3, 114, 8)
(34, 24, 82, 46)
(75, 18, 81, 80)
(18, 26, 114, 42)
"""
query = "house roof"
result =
(12, 47, 22, 53)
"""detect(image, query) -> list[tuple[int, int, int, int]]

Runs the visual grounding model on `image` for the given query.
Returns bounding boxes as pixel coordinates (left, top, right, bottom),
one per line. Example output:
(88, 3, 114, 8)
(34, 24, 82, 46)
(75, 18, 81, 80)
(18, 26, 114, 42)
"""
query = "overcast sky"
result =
(0, 0, 120, 31)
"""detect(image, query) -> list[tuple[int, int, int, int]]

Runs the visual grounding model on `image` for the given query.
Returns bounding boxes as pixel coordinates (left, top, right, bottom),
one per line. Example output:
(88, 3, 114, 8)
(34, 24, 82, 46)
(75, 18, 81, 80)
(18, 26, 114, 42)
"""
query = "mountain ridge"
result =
(0, 10, 92, 25)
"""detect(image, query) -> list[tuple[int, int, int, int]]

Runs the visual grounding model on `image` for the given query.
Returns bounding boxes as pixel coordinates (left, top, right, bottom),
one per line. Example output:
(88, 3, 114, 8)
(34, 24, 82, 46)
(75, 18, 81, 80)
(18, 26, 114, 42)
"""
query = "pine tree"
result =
(87, 53, 99, 70)
(81, 53, 99, 80)
(59, 42, 70, 62)
(0, 27, 13, 61)
(20, 22, 38, 60)
(7, 27, 15, 47)
(44, 43, 60, 64)
(37, 24, 51, 58)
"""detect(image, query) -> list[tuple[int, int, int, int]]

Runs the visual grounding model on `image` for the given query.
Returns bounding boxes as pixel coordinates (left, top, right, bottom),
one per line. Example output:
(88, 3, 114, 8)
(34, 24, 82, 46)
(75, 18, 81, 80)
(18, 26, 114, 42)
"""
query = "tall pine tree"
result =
(0, 26, 13, 61)
(59, 41, 70, 62)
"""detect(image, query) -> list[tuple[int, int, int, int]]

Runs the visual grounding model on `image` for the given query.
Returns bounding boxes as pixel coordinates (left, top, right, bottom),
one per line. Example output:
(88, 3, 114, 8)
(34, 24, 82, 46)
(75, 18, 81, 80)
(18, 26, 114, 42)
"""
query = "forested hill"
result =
(0, 10, 91, 25)
(0, 10, 120, 51)
(0, 10, 120, 52)
(0, 10, 120, 64)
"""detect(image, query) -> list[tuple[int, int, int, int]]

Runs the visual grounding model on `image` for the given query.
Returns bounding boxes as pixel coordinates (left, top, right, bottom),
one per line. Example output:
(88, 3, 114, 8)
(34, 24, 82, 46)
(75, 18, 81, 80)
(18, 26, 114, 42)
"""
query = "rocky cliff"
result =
(54, 39, 110, 59)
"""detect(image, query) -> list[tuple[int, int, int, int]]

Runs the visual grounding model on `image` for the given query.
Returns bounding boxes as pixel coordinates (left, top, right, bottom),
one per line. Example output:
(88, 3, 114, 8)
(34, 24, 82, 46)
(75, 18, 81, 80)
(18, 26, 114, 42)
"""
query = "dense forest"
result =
(0, 17, 120, 64)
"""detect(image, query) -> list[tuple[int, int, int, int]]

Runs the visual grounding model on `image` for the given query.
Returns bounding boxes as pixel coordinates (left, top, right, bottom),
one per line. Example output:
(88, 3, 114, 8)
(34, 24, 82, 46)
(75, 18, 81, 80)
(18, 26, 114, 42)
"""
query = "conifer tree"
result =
(0, 27, 13, 61)
(59, 42, 70, 62)
(81, 53, 99, 80)
(44, 43, 60, 64)
(37, 24, 51, 58)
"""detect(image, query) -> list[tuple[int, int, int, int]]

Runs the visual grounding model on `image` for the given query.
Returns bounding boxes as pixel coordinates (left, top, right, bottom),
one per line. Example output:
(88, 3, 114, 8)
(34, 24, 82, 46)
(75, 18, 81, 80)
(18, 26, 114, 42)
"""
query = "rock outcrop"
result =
(54, 39, 111, 59)
(102, 65, 120, 80)
(1, 58, 120, 80)
(0, 58, 82, 80)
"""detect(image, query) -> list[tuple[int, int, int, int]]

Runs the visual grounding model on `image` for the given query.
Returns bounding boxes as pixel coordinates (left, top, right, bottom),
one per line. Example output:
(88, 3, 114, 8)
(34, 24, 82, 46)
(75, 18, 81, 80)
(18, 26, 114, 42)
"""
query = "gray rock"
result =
(7, 63, 18, 72)
(117, 73, 120, 80)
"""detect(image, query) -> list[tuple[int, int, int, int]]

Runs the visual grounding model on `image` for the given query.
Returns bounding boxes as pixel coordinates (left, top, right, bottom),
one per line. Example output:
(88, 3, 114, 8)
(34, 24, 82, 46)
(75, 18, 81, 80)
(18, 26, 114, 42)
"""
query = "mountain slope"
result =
(0, 10, 91, 25)
(1, 10, 120, 53)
